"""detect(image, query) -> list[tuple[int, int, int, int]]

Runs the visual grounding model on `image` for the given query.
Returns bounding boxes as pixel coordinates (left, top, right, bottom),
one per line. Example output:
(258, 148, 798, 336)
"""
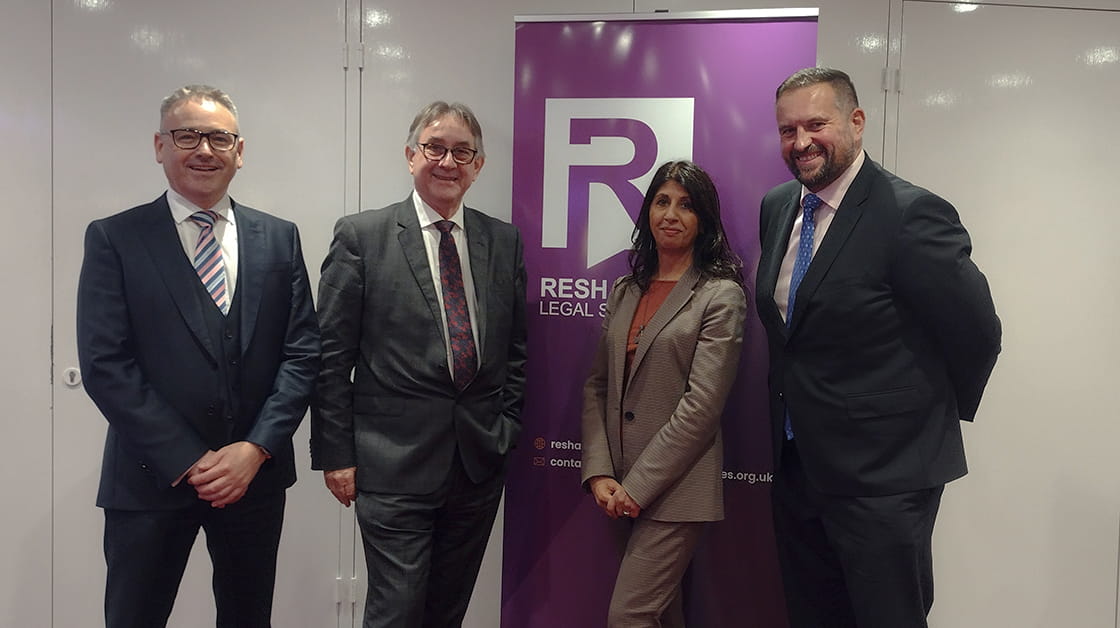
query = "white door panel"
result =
(357, 0, 639, 220)
(896, 2, 1120, 626)
(51, 1, 347, 626)
(0, 1, 53, 626)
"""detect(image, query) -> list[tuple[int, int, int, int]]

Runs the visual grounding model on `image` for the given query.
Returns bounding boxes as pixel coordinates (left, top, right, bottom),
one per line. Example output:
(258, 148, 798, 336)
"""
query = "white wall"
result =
(3, 0, 1118, 626)
(47, 1, 349, 626)
(892, 3, 1120, 626)
(0, 1, 52, 627)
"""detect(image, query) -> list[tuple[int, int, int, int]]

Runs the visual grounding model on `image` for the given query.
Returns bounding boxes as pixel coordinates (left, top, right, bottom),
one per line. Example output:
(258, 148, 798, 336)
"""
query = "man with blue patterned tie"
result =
(77, 85, 320, 628)
(755, 68, 1001, 628)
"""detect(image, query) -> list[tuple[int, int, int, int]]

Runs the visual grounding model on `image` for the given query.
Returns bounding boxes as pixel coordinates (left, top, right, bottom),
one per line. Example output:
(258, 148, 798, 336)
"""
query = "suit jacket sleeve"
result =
(77, 220, 209, 485)
(893, 194, 1001, 421)
(244, 223, 321, 455)
(623, 281, 747, 509)
(311, 216, 364, 470)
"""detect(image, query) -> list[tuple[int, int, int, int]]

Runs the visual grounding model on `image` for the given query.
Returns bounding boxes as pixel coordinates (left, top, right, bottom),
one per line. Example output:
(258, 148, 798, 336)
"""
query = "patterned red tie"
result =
(189, 210, 229, 315)
(434, 221, 477, 389)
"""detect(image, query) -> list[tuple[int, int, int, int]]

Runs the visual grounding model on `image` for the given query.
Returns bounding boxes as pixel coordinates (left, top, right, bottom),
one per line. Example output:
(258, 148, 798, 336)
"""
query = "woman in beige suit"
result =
(581, 160, 748, 627)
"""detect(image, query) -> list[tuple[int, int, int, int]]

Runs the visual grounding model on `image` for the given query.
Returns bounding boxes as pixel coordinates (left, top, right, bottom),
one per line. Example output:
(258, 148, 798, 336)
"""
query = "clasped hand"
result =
(589, 476, 641, 519)
(187, 441, 268, 508)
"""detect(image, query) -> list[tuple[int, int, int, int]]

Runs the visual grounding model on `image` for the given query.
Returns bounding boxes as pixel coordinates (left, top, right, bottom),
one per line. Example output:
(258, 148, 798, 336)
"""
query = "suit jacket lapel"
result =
(759, 191, 800, 337)
(233, 200, 264, 356)
(609, 281, 640, 405)
(396, 201, 445, 338)
(463, 207, 490, 355)
(139, 194, 218, 362)
(628, 265, 701, 387)
(787, 157, 873, 333)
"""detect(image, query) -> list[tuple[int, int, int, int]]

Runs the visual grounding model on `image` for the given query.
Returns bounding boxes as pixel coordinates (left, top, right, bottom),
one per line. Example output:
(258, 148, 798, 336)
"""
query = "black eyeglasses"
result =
(418, 142, 479, 165)
(160, 128, 240, 152)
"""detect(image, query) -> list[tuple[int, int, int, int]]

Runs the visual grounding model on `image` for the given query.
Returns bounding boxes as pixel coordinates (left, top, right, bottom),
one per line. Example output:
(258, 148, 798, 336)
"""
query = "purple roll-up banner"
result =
(504, 11, 818, 627)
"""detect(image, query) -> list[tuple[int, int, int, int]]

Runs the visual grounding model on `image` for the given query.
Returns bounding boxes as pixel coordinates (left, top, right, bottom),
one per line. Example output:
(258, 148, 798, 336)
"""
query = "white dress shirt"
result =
(167, 188, 239, 302)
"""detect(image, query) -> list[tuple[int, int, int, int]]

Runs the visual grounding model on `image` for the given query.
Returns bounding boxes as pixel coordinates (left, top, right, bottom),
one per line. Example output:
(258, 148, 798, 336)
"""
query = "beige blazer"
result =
(581, 266, 747, 522)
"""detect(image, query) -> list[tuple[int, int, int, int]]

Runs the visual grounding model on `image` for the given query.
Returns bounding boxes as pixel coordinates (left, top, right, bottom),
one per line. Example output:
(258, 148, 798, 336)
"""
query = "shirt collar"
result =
(167, 188, 235, 226)
(801, 150, 865, 210)
(412, 189, 464, 231)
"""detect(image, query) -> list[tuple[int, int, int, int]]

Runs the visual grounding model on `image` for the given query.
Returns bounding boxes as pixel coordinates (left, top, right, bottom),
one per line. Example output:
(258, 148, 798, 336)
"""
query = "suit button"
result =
(224, 329, 234, 340)
(624, 411, 635, 422)
(229, 358, 238, 366)
(778, 392, 784, 400)
(207, 406, 216, 416)
(139, 462, 149, 470)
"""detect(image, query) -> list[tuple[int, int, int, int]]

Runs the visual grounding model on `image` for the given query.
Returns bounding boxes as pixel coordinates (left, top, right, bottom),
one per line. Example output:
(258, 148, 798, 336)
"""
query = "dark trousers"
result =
(355, 451, 505, 628)
(103, 491, 286, 628)
(772, 441, 943, 628)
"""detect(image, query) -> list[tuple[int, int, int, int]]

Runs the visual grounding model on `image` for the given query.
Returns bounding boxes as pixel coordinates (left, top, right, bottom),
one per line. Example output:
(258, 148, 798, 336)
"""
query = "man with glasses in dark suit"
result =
(313, 101, 527, 628)
(78, 84, 320, 628)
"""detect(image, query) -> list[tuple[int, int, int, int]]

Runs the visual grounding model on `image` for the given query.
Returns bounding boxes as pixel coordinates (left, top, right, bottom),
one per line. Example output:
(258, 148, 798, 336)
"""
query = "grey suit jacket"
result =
(581, 266, 747, 522)
(311, 197, 528, 495)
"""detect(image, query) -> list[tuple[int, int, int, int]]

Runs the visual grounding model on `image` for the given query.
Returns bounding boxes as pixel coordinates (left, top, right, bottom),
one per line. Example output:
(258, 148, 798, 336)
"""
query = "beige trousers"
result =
(608, 518, 706, 628)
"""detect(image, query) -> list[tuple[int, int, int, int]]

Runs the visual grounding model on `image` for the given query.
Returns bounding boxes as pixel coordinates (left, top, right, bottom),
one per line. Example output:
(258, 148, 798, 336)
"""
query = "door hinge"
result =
(882, 67, 902, 94)
(343, 43, 365, 71)
(335, 575, 358, 605)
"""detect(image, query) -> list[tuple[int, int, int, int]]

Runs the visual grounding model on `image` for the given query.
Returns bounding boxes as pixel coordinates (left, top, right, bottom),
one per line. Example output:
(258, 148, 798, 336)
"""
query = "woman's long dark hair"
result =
(626, 160, 743, 291)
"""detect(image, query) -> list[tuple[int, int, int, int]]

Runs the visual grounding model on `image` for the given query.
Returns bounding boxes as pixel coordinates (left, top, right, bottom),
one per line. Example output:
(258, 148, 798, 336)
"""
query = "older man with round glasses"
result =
(313, 101, 527, 628)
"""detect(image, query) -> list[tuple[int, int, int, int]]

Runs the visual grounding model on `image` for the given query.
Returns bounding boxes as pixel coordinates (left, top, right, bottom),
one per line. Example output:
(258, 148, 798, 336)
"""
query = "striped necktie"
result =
(189, 210, 230, 315)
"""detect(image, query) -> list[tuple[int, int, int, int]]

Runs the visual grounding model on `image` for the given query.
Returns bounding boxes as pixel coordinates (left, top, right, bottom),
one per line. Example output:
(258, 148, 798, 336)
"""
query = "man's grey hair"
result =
(406, 101, 485, 158)
(160, 84, 239, 125)
(776, 67, 860, 114)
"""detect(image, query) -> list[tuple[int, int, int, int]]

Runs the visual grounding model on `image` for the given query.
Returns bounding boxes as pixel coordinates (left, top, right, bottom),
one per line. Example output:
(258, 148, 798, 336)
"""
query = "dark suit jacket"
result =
(756, 156, 1001, 496)
(311, 198, 527, 495)
(581, 267, 747, 522)
(77, 194, 321, 510)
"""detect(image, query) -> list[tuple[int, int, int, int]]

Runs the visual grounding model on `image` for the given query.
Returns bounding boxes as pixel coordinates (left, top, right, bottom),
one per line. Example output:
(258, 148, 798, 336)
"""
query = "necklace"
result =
(631, 294, 654, 345)
(630, 281, 674, 345)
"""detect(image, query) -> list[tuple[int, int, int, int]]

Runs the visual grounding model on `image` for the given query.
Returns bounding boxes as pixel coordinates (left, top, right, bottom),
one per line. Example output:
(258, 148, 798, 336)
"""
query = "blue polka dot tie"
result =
(784, 193, 822, 439)
(435, 221, 477, 390)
